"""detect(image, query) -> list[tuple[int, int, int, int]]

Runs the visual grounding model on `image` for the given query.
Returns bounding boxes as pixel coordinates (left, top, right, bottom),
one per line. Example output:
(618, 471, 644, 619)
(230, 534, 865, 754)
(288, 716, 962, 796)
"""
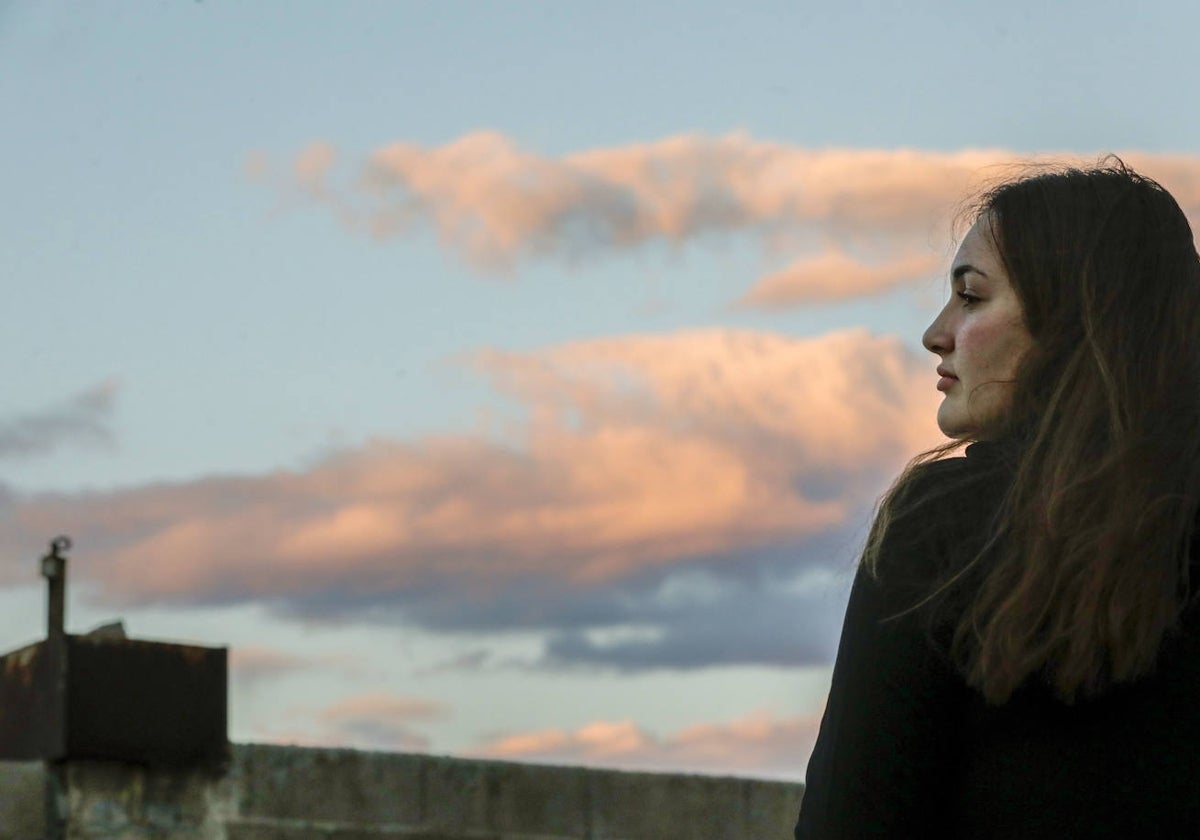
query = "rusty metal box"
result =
(0, 635, 227, 766)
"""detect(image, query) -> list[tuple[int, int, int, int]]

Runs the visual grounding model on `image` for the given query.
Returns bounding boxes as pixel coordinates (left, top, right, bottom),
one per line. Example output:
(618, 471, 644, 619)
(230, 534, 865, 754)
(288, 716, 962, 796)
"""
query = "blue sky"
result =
(2, 0, 1199, 780)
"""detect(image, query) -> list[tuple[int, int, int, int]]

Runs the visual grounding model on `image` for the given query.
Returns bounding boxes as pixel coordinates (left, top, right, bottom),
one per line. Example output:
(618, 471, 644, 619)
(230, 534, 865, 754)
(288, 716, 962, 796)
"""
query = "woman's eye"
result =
(956, 290, 981, 307)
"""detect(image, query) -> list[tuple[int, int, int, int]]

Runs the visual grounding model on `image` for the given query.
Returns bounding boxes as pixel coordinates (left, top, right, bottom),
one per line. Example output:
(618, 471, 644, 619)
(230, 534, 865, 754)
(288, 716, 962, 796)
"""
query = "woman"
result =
(794, 160, 1200, 838)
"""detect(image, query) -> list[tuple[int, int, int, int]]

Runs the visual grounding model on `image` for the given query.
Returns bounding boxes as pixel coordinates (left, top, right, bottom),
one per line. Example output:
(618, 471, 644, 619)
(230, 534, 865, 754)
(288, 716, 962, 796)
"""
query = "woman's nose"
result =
(922, 310, 952, 355)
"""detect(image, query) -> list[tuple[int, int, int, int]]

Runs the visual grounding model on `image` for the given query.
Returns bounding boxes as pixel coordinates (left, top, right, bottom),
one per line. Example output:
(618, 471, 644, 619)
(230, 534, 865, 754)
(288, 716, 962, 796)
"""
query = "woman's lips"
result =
(936, 367, 958, 391)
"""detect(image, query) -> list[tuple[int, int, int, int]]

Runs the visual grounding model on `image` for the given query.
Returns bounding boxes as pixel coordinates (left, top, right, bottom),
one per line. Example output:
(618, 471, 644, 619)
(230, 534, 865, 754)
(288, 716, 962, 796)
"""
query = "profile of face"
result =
(922, 216, 1034, 439)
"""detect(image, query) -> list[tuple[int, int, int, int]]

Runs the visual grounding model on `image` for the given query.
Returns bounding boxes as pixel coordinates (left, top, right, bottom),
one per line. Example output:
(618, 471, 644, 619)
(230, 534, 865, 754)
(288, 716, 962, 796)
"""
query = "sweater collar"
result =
(964, 438, 1021, 464)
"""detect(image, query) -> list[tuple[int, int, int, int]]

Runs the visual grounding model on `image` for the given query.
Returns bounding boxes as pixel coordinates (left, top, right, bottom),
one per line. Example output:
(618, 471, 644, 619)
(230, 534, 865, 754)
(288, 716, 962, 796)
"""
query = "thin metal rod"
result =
(41, 536, 70, 641)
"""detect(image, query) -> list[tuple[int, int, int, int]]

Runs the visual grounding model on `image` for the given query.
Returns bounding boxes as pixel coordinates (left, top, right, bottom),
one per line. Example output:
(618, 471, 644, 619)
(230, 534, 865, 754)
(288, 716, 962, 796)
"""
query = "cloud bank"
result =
(0, 328, 939, 669)
(349, 134, 996, 269)
(264, 133, 1200, 305)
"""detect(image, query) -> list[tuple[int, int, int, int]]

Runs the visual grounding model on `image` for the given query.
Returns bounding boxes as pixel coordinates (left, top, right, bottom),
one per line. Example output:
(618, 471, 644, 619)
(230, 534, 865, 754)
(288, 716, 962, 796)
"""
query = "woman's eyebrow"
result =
(952, 263, 990, 281)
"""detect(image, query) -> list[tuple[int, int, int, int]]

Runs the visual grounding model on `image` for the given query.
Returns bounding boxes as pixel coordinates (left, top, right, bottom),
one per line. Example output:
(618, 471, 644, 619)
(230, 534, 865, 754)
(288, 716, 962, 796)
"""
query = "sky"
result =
(3, 0, 1200, 783)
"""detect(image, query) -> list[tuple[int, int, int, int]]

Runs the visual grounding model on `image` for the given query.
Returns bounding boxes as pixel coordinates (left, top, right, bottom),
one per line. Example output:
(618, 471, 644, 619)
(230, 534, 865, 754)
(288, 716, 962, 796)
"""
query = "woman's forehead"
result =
(954, 218, 1002, 268)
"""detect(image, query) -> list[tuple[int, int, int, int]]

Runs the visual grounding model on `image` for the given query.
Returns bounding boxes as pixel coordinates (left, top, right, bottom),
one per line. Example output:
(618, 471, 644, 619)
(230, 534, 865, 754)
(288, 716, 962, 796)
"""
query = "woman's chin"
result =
(937, 420, 982, 441)
(936, 408, 969, 439)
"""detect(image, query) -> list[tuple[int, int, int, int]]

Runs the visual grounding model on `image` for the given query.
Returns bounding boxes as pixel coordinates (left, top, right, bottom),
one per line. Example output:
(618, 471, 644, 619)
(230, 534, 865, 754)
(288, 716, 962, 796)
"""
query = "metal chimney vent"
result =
(0, 537, 229, 767)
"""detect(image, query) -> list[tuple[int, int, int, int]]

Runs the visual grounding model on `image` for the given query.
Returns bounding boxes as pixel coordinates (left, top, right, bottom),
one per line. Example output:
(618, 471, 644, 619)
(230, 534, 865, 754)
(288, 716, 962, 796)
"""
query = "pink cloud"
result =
(0, 328, 940, 607)
(734, 251, 943, 307)
(230, 645, 313, 678)
(314, 691, 444, 752)
(229, 645, 363, 687)
(319, 691, 446, 724)
(295, 141, 335, 187)
(254, 691, 445, 753)
(272, 133, 1200, 279)
(469, 710, 821, 781)
(331, 133, 1001, 270)
(471, 327, 939, 471)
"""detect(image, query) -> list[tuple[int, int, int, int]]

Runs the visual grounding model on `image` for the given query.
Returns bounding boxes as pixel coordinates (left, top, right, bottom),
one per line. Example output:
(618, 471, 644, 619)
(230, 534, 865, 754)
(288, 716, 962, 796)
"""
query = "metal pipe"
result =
(39, 536, 71, 840)
(40, 536, 69, 641)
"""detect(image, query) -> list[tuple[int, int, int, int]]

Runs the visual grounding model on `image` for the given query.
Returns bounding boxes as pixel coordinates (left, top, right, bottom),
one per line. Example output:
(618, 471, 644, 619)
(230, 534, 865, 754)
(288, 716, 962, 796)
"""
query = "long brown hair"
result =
(863, 158, 1200, 706)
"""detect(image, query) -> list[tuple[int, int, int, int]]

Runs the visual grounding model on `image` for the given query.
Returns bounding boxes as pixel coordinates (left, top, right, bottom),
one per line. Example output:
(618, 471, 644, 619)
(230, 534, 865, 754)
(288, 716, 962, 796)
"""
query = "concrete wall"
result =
(0, 744, 805, 839)
(0, 762, 42, 840)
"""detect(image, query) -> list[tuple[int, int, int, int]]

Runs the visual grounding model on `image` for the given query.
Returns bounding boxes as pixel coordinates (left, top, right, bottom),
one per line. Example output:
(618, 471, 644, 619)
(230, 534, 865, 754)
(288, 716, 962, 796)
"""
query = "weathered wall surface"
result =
(0, 762, 42, 839)
(0, 744, 805, 839)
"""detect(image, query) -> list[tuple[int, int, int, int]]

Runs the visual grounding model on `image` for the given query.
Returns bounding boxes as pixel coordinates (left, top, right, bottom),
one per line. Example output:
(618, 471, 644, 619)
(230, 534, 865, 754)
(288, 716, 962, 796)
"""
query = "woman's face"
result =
(922, 216, 1034, 439)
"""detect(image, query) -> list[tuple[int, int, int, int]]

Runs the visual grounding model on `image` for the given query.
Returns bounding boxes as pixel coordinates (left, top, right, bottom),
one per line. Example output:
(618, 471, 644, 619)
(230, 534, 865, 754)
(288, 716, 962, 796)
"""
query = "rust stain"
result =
(180, 646, 212, 668)
(3, 644, 41, 688)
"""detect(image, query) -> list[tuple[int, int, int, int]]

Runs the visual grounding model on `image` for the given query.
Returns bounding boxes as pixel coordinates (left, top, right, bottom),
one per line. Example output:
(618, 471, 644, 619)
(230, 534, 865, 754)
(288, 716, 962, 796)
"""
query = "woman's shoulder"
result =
(894, 440, 1014, 508)
(877, 443, 1015, 581)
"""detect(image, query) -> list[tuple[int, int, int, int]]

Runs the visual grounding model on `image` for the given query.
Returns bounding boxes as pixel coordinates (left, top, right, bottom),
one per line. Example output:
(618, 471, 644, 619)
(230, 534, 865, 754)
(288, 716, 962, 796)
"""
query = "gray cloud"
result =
(540, 569, 851, 671)
(0, 380, 118, 460)
(266, 525, 864, 672)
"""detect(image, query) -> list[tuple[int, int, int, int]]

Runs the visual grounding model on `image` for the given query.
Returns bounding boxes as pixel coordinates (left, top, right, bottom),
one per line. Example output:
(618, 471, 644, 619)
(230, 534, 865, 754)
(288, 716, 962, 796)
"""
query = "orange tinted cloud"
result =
(230, 645, 364, 688)
(276, 133, 1200, 278)
(472, 327, 938, 470)
(257, 691, 446, 753)
(734, 251, 943, 308)
(319, 691, 446, 724)
(231, 645, 314, 679)
(329, 133, 1002, 269)
(0, 328, 940, 606)
(471, 710, 820, 781)
(294, 141, 336, 194)
(317, 691, 445, 752)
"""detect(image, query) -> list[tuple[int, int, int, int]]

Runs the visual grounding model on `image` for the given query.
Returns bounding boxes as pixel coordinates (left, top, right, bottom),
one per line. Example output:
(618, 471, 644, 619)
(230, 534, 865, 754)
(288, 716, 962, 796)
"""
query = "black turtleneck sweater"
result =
(794, 442, 1200, 838)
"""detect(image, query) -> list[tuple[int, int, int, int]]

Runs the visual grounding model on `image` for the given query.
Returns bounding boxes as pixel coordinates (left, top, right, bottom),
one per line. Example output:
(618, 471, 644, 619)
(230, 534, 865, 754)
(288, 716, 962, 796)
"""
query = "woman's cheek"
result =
(960, 318, 1026, 378)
